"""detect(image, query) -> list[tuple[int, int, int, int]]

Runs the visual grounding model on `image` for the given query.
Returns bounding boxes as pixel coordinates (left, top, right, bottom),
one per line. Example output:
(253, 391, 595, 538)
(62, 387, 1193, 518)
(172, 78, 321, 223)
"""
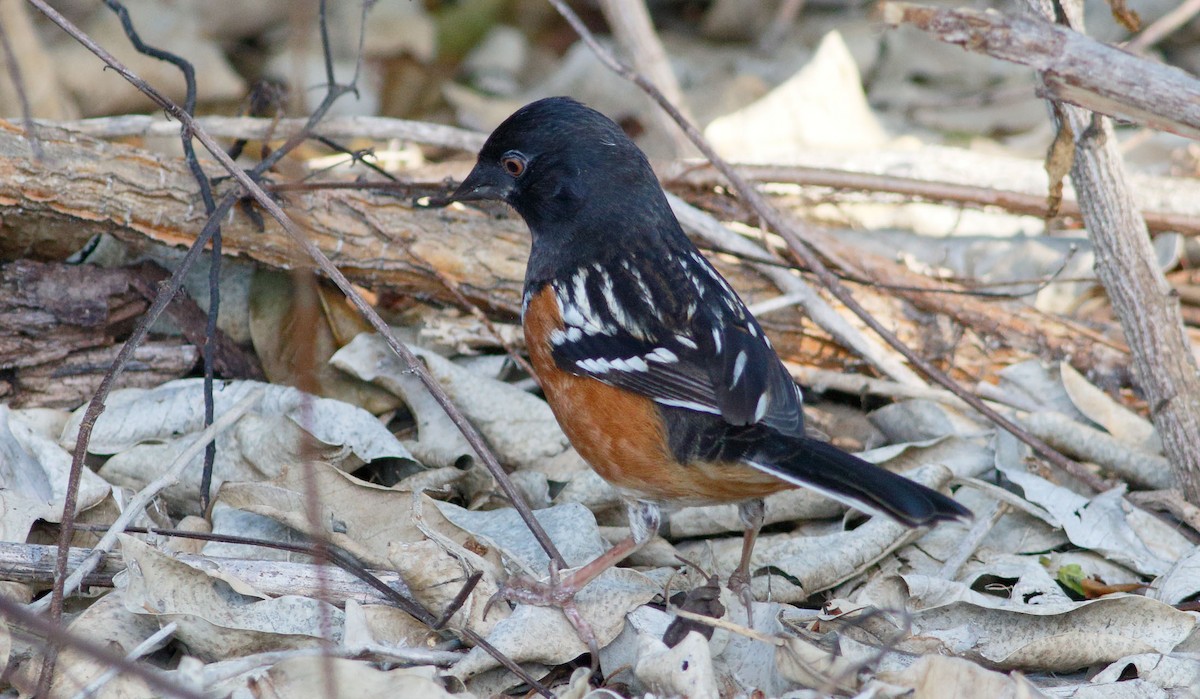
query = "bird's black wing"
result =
(535, 250, 805, 437)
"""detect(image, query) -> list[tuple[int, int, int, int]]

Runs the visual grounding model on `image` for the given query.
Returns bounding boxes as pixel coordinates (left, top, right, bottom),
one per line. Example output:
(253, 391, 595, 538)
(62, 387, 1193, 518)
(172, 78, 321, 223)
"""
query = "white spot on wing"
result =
(656, 398, 722, 414)
(712, 328, 723, 353)
(578, 358, 610, 373)
(676, 335, 698, 350)
(561, 303, 586, 328)
(754, 393, 769, 421)
(647, 347, 678, 363)
(731, 350, 748, 386)
(627, 265, 654, 303)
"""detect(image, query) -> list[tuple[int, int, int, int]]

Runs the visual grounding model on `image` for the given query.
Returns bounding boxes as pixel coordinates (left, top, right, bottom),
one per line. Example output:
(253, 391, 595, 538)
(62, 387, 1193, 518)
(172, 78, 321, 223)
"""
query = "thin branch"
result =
(882, 2, 1200, 141)
(669, 163, 1200, 236)
(0, 596, 204, 699)
(546, 0, 1105, 491)
(1125, 0, 1200, 53)
(48, 114, 487, 150)
(74, 622, 179, 699)
(99, 0, 225, 517)
(28, 389, 263, 614)
(597, 0, 694, 156)
(0, 9, 42, 158)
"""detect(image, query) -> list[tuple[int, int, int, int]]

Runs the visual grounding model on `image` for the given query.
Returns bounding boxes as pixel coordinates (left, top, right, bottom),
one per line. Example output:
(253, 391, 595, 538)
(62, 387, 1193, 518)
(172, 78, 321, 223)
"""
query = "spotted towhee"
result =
(448, 97, 970, 625)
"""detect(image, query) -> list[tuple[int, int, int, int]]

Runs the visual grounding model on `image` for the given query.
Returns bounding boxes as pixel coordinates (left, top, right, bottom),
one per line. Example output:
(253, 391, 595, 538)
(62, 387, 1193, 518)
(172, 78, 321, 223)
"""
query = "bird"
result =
(446, 96, 970, 638)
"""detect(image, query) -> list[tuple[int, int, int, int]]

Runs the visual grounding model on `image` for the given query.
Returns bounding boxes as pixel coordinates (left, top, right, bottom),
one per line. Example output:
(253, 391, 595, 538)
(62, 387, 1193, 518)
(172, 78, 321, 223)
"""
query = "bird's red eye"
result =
(501, 152, 527, 177)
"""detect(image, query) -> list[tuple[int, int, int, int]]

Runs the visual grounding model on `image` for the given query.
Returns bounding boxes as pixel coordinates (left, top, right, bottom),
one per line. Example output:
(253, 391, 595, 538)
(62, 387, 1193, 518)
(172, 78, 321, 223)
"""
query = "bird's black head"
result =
(451, 97, 682, 281)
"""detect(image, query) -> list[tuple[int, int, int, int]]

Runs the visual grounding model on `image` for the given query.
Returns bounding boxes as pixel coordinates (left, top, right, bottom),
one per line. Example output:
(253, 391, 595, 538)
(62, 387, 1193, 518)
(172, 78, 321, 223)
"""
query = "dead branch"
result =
(0, 119, 526, 313)
(48, 114, 487, 151)
(670, 161, 1200, 236)
(1018, 0, 1200, 502)
(882, 2, 1200, 141)
(0, 118, 1134, 391)
(598, 0, 695, 156)
(0, 541, 414, 607)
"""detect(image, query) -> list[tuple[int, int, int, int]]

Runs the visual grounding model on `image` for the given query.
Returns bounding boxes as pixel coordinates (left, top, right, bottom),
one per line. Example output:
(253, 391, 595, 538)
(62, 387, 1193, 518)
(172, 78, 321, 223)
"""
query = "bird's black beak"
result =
(446, 162, 511, 204)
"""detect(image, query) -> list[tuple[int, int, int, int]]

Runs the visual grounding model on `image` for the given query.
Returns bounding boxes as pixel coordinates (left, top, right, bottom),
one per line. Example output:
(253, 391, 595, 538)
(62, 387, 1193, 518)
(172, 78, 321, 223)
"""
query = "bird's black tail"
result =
(747, 434, 971, 526)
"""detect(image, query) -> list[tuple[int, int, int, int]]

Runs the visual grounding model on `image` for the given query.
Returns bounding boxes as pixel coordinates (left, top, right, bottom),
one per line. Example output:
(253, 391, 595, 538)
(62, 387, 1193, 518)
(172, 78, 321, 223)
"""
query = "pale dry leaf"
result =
(712, 594, 791, 697)
(8, 406, 70, 441)
(1148, 547, 1200, 606)
(597, 605, 672, 685)
(117, 534, 343, 660)
(203, 505, 310, 560)
(217, 462, 495, 569)
(60, 380, 411, 515)
(999, 468, 1189, 576)
(332, 333, 570, 471)
(61, 379, 409, 461)
(868, 398, 985, 443)
(959, 552, 1073, 606)
(213, 656, 459, 699)
(865, 574, 1196, 672)
(774, 635, 861, 694)
(433, 500, 607, 572)
(1062, 679, 1173, 698)
(635, 631, 719, 698)
(706, 30, 889, 159)
(346, 600, 435, 651)
(1060, 362, 1159, 452)
(387, 537, 507, 638)
(881, 654, 1050, 699)
(0, 406, 111, 540)
(1091, 653, 1200, 693)
(449, 568, 658, 679)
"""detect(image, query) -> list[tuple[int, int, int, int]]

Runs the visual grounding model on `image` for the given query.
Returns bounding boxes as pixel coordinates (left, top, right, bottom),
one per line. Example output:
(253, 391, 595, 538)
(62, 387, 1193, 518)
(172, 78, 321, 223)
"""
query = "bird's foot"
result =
(486, 564, 601, 663)
(727, 568, 756, 626)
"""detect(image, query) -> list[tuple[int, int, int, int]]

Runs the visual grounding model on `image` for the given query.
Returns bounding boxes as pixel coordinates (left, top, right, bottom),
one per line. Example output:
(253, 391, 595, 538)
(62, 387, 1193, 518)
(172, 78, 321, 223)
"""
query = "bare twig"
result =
(0, 596, 204, 699)
(1125, 0, 1200, 52)
(1022, 0, 1200, 502)
(597, 0, 694, 156)
(99, 0, 225, 517)
(74, 622, 179, 699)
(0, 4, 42, 158)
(52, 114, 486, 151)
(670, 162, 1200, 236)
(28, 389, 263, 613)
(882, 2, 1200, 141)
(546, 0, 1105, 491)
